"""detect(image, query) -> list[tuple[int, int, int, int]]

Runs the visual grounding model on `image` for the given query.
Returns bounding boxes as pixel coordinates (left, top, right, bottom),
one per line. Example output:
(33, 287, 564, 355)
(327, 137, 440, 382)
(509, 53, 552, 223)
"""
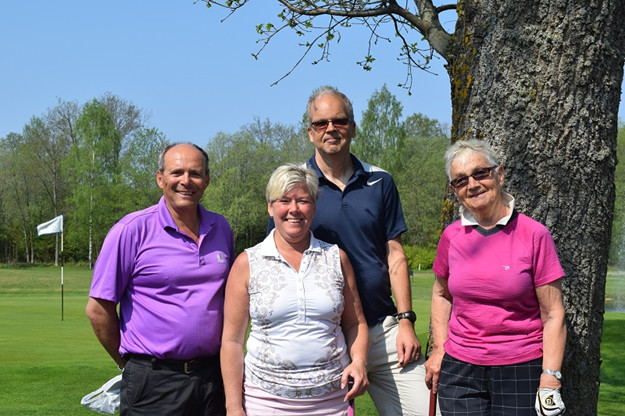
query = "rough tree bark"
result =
(449, 1, 625, 413)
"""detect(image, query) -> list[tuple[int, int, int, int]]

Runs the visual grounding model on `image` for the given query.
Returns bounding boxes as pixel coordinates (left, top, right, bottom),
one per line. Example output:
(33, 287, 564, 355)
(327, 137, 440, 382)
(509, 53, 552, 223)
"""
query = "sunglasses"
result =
(310, 118, 351, 132)
(450, 166, 497, 189)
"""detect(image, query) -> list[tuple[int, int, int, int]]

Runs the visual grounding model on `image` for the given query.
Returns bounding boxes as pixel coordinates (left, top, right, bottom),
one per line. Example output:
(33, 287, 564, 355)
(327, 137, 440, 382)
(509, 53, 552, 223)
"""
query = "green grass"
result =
(0, 266, 622, 415)
(600, 270, 625, 415)
(352, 272, 436, 415)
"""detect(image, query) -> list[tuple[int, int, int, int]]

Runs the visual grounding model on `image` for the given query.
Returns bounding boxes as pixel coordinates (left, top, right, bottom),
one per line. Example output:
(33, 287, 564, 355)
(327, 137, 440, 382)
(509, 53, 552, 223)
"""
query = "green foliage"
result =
(120, 127, 169, 212)
(353, 84, 406, 172)
(357, 54, 376, 71)
(404, 245, 437, 270)
(0, 86, 452, 264)
(396, 133, 449, 247)
(64, 100, 125, 261)
(609, 123, 625, 266)
(0, 130, 51, 263)
(6, 87, 621, 273)
(205, 132, 277, 253)
(0, 94, 159, 264)
(205, 119, 311, 254)
(354, 86, 449, 248)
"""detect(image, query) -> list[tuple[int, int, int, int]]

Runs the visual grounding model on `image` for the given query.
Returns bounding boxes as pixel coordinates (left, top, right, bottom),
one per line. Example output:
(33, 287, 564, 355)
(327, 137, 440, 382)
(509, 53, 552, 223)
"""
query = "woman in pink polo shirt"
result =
(425, 139, 567, 416)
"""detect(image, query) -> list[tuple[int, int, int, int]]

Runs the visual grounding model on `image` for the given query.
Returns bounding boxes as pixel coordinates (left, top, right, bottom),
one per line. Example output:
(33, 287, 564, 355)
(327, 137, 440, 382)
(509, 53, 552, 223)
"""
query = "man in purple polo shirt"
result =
(86, 142, 234, 415)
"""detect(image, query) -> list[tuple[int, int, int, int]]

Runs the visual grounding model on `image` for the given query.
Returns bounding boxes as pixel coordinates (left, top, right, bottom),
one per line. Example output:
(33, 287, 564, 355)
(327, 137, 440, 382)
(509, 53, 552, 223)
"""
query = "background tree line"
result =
(1, 86, 624, 270)
(0, 93, 167, 267)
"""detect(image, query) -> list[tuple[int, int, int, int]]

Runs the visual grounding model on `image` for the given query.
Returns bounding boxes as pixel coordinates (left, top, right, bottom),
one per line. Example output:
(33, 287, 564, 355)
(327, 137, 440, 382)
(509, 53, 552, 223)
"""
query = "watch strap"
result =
(542, 369, 562, 380)
(395, 311, 417, 323)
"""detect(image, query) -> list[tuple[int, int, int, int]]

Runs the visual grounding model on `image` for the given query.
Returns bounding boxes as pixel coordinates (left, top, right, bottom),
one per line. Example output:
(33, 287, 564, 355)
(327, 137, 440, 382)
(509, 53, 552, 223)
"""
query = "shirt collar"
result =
(307, 153, 366, 181)
(157, 196, 177, 229)
(259, 229, 323, 259)
(157, 196, 213, 235)
(460, 193, 516, 226)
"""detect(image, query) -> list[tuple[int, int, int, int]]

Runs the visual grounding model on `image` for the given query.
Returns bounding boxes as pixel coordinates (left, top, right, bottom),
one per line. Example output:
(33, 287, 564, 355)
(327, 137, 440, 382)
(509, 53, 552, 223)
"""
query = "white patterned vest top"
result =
(244, 230, 350, 398)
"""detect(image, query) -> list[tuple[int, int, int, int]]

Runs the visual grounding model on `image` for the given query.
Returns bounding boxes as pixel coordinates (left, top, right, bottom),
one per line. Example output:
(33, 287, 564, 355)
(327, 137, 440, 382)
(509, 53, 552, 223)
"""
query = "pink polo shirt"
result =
(89, 196, 234, 360)
(433, 211, 564, 365)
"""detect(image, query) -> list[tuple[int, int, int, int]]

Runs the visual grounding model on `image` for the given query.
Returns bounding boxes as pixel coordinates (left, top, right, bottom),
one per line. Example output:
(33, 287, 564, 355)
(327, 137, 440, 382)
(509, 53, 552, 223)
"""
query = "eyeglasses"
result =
(450, 166, 497, 189)
(310, 118, 351, 132)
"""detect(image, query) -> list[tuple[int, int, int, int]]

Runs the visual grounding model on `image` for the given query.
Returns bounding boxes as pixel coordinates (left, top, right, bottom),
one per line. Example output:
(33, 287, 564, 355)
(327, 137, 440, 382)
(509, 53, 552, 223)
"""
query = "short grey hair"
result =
(444, 139, 500, 180)
(306, 86, 355, 125)
(266, 163, 319, 204)
(158, 142, 210, 176)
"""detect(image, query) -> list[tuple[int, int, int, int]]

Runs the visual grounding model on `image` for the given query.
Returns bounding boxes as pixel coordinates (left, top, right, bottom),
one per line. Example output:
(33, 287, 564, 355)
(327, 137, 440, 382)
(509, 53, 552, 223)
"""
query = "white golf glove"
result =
(535, 387, 566, 415)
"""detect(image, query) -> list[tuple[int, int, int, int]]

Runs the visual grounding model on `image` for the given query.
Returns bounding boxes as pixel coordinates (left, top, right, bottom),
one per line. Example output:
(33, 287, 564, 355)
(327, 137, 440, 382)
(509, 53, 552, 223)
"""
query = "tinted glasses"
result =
(450, 166, 497, 189)
(310, 118, 351, 132)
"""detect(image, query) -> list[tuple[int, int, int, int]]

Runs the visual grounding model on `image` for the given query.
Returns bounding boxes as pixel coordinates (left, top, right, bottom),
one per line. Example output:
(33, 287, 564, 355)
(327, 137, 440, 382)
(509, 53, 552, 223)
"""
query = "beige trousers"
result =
(366, 316, 440, 416)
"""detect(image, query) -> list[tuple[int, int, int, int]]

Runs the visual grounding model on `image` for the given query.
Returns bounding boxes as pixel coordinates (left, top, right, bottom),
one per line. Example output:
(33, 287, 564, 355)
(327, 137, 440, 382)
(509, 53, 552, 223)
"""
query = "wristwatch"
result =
(542, 369, 562, 380)
(395, 310, 417, 323)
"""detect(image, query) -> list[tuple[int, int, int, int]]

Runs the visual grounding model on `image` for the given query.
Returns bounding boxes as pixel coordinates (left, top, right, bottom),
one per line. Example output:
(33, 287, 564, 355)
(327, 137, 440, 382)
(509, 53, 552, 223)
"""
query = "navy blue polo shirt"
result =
(268, 154, 408, 325)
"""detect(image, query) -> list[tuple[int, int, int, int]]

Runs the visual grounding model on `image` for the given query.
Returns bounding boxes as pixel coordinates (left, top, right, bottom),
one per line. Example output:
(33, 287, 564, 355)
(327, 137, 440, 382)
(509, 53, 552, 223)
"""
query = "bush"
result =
(404, 245, 436, 271)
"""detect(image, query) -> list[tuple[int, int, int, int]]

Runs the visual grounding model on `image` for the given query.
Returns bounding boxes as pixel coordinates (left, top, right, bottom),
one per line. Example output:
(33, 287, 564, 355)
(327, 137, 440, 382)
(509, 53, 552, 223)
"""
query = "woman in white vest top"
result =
(221, 163, 369, 416)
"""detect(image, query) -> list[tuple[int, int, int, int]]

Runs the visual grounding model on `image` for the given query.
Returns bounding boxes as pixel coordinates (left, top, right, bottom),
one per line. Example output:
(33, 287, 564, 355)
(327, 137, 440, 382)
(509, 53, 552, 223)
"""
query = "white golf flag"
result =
(37, 215, 63, 236)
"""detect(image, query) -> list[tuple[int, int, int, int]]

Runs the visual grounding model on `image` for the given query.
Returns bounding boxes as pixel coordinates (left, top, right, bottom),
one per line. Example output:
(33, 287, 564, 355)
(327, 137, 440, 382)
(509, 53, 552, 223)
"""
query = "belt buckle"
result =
(184, 359, 197, 374)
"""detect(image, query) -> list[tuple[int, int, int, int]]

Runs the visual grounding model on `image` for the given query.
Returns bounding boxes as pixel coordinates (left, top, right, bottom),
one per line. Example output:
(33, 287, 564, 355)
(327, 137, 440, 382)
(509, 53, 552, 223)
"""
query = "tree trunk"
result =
(447, 0, 625, 413)
(29, 226, 34, 264)
(21, 225, 29, 263)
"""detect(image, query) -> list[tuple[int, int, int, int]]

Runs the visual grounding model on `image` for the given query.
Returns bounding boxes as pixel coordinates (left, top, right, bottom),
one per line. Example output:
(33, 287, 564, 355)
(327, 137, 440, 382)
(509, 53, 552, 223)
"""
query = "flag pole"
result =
(61, 230, 64, 321)
(36, 214, 65, 321)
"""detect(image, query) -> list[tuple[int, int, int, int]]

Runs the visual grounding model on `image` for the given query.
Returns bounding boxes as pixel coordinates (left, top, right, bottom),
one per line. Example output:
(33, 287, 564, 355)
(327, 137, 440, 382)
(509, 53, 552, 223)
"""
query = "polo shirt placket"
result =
(306, 154, 408, 325)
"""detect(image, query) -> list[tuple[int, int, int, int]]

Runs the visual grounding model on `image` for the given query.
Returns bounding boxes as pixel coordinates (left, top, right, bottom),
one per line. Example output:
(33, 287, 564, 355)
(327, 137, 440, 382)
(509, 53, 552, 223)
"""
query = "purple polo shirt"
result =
(89, 196, 234, 360)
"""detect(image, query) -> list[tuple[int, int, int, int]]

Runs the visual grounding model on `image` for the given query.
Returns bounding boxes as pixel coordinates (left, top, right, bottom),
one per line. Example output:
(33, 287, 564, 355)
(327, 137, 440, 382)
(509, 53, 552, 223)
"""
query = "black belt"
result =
(126, 353, 218, 374)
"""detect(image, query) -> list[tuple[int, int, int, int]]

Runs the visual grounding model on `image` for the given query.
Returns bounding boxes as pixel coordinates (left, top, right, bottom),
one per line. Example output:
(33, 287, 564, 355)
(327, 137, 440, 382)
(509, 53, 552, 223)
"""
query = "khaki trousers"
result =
(366, 316, 440, 416)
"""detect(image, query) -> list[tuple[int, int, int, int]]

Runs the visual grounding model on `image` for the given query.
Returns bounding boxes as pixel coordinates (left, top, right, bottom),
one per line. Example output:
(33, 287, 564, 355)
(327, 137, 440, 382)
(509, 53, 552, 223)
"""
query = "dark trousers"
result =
(120, 355, 225, 416)
(438, 353, 541, 416)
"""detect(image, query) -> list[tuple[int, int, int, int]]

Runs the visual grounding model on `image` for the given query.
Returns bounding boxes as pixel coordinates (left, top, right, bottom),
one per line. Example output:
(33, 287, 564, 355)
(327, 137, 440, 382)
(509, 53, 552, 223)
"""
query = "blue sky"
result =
(1, 1, 623, 147)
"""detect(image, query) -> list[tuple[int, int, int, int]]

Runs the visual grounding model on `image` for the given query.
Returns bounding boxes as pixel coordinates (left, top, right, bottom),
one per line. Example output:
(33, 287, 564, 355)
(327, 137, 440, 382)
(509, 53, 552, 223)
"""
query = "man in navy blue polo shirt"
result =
(270, 86, 432, 415)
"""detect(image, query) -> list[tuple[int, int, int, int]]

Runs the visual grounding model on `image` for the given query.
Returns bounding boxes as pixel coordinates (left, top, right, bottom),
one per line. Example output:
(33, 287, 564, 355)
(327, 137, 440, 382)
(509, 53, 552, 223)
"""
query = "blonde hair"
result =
(266, 163, 319, 203)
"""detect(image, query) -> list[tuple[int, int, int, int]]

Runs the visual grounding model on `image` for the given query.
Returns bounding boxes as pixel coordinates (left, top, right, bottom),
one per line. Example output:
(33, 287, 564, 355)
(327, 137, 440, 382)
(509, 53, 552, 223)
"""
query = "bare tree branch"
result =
(202, 0, 456, 91)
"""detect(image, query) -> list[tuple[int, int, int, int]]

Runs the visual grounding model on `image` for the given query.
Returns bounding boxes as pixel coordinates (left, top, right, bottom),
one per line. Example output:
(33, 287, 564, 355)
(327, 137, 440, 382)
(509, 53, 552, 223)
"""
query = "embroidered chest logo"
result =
(367, 178, 382, 186)
(503, 265, 510, 270)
